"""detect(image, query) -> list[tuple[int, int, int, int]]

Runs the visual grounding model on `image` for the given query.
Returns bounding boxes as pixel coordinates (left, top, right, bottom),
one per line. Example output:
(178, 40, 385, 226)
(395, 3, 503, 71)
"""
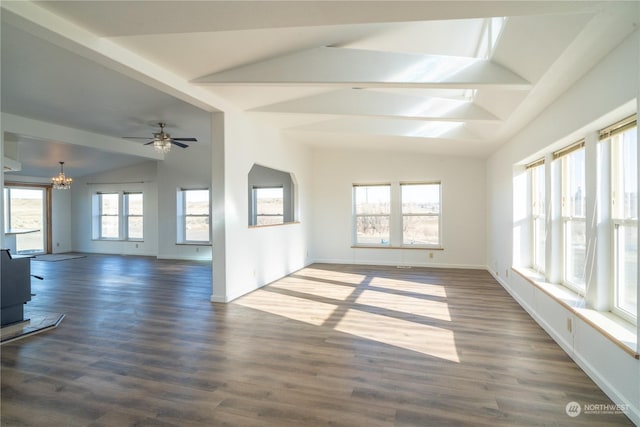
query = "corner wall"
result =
(212, 111, 313, 302)
(486, 30, 640, 424)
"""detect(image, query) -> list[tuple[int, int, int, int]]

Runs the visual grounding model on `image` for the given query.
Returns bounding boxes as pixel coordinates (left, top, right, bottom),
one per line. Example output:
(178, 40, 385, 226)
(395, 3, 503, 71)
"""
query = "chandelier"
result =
(51, 161, 73, 190)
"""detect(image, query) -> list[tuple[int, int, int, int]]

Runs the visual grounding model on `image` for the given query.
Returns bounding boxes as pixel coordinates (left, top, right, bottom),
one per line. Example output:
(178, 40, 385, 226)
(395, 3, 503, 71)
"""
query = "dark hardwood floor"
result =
(1, 255, 634, 426)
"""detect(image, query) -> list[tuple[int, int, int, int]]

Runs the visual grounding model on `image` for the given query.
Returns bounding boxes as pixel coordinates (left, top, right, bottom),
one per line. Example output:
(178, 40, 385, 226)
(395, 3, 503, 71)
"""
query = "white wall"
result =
(212, 111, 313, 302)
(311, 148, 486, 268)
(51, 185, 72, 253)
(156, 125, 213, 260)
(486, 30, 639, 424)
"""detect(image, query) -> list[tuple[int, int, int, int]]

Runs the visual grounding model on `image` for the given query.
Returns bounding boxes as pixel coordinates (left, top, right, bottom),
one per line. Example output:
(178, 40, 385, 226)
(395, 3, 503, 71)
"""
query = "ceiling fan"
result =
(123, 122, 197, 153)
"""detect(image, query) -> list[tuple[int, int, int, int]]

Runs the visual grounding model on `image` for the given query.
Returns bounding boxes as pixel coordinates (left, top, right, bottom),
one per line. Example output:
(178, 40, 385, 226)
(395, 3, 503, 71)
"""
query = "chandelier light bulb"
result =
(51, 161, 73, 190)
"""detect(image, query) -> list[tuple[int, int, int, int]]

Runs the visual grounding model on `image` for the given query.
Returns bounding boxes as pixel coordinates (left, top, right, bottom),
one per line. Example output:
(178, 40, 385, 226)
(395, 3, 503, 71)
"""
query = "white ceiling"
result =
(2, 1, 639, 178)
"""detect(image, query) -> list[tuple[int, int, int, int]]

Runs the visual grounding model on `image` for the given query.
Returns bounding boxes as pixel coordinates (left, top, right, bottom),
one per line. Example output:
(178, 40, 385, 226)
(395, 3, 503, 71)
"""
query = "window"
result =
(611, 124, 637, 321)
(178, 189, 210, 243)
(95, 192, 144, 241)
(529, 161, 546, 272)
(253, 187, 284, 226)
(248, 164, 295, 227)
(556, 142, 586, 293)
(3, 186, 47, 254)
(353, 184, 391, 245)
(516, 114, 638, 352)
(125, 193, 143, 240)
(99, 193, 119, 239)
(401, 183, 441, 246)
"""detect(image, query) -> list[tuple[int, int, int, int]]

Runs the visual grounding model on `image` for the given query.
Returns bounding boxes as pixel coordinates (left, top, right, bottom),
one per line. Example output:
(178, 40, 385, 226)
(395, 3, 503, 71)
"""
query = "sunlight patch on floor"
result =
(236, 290, 337, 326)
(355, 289, 452, 321)
(293, 269, 367, 285)
(334, 309, 460, 363)
(270, 279, 357, 301)
(368, 277, 447, 297)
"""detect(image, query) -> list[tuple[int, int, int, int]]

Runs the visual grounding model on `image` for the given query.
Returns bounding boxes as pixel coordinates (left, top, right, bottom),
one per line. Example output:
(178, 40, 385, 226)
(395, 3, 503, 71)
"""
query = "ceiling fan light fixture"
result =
(51, 161, 73, 190)
(153, 135, 171, 154)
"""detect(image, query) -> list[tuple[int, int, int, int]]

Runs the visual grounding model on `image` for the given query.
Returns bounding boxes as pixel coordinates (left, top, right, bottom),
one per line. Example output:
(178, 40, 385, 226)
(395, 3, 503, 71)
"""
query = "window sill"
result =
(513, 267, 638, 359)
(249, 221, 300, 229)
(351, 245, 444, 250)
(92, 239, 145, 242)
(176, 242, 212, 246)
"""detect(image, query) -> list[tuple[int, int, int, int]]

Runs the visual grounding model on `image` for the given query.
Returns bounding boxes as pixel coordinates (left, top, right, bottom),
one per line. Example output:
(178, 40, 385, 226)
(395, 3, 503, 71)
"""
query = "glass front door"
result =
(4, 186, 47, 254)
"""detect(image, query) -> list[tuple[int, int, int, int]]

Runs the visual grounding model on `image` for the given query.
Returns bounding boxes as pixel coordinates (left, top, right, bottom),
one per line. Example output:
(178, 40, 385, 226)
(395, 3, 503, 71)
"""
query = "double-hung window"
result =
(353, 184, 391, 245)
(608, 119, 638, 321)
(125, 192, 143, 240)
(253, 187, 284, 226)
(556, 142, 586, 293)
(99, 193, 120, 239)
(96, 192, 144, 240)
(529, 161, 546, 272)
(401, 182, 441, 247)
(178, 189, 210, 243)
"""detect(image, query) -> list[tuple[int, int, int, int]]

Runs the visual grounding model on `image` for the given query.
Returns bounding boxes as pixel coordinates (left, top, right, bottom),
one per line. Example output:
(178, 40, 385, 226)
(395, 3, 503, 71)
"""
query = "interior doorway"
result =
(3, 183, 52, 254)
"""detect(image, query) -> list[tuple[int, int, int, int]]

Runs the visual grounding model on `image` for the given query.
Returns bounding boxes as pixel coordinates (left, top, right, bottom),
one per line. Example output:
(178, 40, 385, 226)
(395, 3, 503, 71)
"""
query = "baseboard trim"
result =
(313, 258, 485, 270)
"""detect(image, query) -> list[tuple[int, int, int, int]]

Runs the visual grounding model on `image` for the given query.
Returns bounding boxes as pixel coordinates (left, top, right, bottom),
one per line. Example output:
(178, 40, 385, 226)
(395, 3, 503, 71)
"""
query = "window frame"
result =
(529, 161, 546, 273)
(178, 188, 211, 244)
(352, 183, 392, 246)
(124, 192, 144, 241)
(95, 191, 144, 242)
(609, 124, 638, 323)
(400, 182, 442, 248)
(558, 144, 587, 295)
(3, 184, 49, 254)
(98, 192, 120, 240)
(252, 186, 285, 226)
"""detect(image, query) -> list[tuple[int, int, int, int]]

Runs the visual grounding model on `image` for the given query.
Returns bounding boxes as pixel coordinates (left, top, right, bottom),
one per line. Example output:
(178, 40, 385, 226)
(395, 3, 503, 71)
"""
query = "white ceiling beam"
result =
(0, 1, 236, 113)
(252, 89, 501, 121)
(287, 117, 482, 140)
(1, 113, 163, 160)
(37, 1, 603, 37)
(193, 47, 530, 89)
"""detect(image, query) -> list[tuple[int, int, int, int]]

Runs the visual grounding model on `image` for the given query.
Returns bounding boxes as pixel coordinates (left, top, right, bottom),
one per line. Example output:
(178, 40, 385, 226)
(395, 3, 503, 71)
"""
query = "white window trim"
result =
(612, 219, 638, 324)
(352, 182, 443, 249)
(400, 182, 442, 248)
(252, 186, 285, 226)
(516, 115, 638, 356)
(178, 189, 211, 244)
(98, 192, 120, 240)
(95, 191, 144, 242)
(124, 192, 144, 241)
(559, 150, 587, 295)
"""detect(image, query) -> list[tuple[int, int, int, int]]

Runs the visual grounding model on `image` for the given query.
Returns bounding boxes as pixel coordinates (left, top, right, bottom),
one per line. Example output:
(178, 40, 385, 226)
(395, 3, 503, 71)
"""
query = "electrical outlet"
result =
(196, 247, 199, 252)
(135, 243, 139, 248)
(429, 252, 434, 259)
(567, 318, 573, 333)
(56, 242, 60, 247)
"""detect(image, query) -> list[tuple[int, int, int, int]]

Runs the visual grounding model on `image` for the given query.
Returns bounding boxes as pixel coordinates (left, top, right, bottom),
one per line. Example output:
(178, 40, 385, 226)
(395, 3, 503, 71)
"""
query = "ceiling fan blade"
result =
(122, 136, 152, 140)
(143, 141, 155, 145)
(171, 140, 189, 148)
(171, 137, 197, 142)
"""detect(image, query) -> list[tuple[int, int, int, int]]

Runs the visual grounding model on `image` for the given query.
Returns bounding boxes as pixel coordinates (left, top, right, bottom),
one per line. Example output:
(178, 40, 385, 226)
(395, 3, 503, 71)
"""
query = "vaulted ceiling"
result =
(1, 1, 639, 177)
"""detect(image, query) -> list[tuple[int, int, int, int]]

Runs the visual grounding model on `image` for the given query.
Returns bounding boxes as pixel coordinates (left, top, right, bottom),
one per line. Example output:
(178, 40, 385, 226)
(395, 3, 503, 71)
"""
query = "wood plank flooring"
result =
(1, 255, 634, 426)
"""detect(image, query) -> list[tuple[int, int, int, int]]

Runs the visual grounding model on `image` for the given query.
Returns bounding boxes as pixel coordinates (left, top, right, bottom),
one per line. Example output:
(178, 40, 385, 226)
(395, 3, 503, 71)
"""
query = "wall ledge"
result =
(512, 267, 638, 359)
